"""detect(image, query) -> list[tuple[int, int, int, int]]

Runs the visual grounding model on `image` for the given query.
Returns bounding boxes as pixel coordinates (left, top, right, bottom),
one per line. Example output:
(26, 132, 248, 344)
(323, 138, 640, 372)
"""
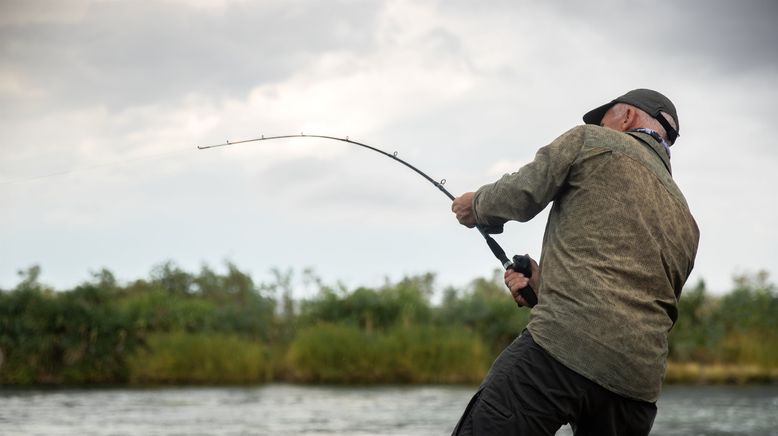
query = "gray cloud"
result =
(435, 0, 777, 75)
(538, 0, 778, 73)
(0, 1, 381, 113)
(666, 0, 778, 71)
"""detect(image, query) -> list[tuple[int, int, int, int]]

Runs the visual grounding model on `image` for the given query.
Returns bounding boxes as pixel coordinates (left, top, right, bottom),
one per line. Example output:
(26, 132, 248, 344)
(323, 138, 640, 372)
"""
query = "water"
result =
(1, 384, 776, 435)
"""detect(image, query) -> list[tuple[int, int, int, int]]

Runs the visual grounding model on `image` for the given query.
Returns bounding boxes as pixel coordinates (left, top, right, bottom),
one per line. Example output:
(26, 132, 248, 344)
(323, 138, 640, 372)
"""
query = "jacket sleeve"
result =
(473, 126, 586, 226)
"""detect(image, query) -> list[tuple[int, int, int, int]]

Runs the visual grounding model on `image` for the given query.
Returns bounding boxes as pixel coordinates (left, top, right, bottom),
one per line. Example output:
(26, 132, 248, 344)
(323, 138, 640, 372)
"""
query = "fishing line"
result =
(0, 148, 191, 186)
(198, 133, 538, 307)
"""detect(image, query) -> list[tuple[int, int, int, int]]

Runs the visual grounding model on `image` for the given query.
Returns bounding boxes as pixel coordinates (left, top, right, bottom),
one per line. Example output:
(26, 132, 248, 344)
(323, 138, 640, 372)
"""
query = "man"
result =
(450, 89, 699, 435)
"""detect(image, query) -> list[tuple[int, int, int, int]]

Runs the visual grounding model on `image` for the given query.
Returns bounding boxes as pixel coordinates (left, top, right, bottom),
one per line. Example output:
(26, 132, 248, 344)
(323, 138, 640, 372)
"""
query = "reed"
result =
(127, 332, 271, 384)
(285, 323, 487, 384)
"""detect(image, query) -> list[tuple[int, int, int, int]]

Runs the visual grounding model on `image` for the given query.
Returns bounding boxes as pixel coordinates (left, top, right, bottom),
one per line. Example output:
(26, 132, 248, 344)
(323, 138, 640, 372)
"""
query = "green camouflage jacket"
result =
(473, 124, 700, 402)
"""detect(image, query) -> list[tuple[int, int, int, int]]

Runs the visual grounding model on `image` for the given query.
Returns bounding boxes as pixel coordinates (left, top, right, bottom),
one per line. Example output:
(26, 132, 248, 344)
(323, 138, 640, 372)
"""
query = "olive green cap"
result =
(583, 89, 680, 143)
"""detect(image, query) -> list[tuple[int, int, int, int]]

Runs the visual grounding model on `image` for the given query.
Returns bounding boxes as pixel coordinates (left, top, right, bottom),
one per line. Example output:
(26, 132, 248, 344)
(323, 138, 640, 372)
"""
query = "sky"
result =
(1, 0, 777, 298)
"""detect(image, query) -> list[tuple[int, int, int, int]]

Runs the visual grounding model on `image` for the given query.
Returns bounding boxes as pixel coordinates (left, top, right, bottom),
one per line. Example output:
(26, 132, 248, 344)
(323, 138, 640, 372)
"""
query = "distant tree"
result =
(298, 273, 435, 332)
(150, 261, 194, 296)
(88, 268, 119, 292)
(14, 265, 47, 292)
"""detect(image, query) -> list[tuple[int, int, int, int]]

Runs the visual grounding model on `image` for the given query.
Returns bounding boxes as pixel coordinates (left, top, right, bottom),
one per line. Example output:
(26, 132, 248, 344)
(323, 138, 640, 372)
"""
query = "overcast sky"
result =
(2, 0, 776, 297)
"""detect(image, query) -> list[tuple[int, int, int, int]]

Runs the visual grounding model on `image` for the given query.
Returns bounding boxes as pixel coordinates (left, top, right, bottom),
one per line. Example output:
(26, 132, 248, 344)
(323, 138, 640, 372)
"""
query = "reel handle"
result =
(509, 254, 538, 308)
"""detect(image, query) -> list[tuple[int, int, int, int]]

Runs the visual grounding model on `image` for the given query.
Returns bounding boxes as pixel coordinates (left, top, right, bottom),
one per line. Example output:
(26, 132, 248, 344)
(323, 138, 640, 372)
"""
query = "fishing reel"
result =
(509, 254, 538, 308)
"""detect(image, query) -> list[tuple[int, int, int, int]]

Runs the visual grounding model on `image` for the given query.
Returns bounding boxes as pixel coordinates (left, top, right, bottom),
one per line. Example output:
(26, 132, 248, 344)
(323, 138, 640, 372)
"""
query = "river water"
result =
(1, 384, 776, 435)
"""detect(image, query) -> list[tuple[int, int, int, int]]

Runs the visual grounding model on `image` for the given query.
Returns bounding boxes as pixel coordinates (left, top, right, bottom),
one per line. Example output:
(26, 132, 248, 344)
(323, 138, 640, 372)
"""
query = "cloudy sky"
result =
(1, 0, 776, 297)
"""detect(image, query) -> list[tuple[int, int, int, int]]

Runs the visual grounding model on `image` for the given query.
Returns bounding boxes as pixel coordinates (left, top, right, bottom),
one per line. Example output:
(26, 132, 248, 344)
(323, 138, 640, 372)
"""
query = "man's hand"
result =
(452, 192, 477, 228)
(504, 256, 540, 307)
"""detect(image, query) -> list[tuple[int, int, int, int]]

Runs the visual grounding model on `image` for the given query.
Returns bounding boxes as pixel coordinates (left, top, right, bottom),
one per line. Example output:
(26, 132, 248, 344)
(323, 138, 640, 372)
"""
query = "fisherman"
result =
(450, 89, 700, 436)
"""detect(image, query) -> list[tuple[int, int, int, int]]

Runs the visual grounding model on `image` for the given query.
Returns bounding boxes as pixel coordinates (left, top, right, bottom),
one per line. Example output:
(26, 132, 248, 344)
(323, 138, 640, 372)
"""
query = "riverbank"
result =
(2, 265, 776, 387)
(4, 334, 778, 387)
(665, 362, 778, 384)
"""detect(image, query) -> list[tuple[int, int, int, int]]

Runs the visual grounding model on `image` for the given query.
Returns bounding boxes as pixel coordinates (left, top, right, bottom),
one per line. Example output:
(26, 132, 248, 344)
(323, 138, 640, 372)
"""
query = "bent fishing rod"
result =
(198, 133, 538, 307)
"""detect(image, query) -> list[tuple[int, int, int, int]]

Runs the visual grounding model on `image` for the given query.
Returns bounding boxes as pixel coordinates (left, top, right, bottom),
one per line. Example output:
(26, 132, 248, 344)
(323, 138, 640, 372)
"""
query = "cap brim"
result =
(582, 101, 616, 126)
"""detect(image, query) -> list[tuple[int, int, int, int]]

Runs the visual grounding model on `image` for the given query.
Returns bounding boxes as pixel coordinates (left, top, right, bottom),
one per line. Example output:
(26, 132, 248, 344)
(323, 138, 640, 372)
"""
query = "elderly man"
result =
(451, 89, 699, 436)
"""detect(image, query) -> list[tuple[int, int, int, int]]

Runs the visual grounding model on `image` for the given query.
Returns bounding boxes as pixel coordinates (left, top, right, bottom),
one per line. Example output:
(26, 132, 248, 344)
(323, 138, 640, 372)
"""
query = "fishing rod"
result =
(198, 133, 538, 307)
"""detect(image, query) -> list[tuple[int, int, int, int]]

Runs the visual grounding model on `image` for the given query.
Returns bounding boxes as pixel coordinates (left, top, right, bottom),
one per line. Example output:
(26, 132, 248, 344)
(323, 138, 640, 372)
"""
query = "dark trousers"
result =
(452, 330, 657, 436)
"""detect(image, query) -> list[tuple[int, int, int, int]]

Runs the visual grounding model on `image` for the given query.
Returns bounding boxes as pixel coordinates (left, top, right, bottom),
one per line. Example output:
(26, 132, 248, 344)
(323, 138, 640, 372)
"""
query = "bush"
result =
(298, 274, 435, 332)
(437, 272, 529, 355)
(0, 284, 138, 384)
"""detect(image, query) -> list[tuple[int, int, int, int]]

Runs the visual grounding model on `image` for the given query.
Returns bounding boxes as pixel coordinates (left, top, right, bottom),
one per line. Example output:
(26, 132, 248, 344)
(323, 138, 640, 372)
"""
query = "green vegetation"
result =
(127, 332, 271, 384)
(1, 263, 776, 386)
(665, 271, 778, 383)
(287, 324, 486, 384)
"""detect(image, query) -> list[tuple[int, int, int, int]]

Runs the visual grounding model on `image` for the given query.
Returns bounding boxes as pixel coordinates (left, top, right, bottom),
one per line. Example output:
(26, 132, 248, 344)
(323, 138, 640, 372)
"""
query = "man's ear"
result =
(621, 106, 637, 131)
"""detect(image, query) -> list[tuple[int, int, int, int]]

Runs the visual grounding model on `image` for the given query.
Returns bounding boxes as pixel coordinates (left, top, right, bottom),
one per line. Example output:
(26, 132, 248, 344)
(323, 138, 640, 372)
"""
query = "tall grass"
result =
(127, 332, 271, 384)
(285, 323, 487, 384)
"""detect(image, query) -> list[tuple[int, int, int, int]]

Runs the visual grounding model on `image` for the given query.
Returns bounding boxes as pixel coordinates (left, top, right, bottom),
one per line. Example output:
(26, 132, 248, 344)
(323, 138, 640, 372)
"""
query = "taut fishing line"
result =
(198, 133, 537, 307)
(0, 149, 190, 186)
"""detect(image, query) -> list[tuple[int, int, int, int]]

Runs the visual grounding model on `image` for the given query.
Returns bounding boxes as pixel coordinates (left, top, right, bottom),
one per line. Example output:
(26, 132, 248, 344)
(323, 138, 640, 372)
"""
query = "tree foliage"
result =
(668, 271, 778, 367)
(0, 261, 275, 384)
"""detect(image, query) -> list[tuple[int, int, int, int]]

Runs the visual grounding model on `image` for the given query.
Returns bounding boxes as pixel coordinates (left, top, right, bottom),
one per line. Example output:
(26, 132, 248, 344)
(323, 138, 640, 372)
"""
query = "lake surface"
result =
(1, 384, 776, 435)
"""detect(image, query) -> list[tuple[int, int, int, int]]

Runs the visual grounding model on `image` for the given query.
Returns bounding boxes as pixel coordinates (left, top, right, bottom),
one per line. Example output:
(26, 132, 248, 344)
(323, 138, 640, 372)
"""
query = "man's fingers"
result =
(511, 288, 527, 307)
(452, 192, 477, 227)
(506, 272, 530, 308)
(504, 272, 528, 287)
(504, 257, 538, 307)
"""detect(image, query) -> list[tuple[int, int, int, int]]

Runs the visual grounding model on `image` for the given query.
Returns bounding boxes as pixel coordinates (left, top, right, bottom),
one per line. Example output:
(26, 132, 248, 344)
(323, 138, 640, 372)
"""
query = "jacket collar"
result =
(626, 130, 672, 175)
